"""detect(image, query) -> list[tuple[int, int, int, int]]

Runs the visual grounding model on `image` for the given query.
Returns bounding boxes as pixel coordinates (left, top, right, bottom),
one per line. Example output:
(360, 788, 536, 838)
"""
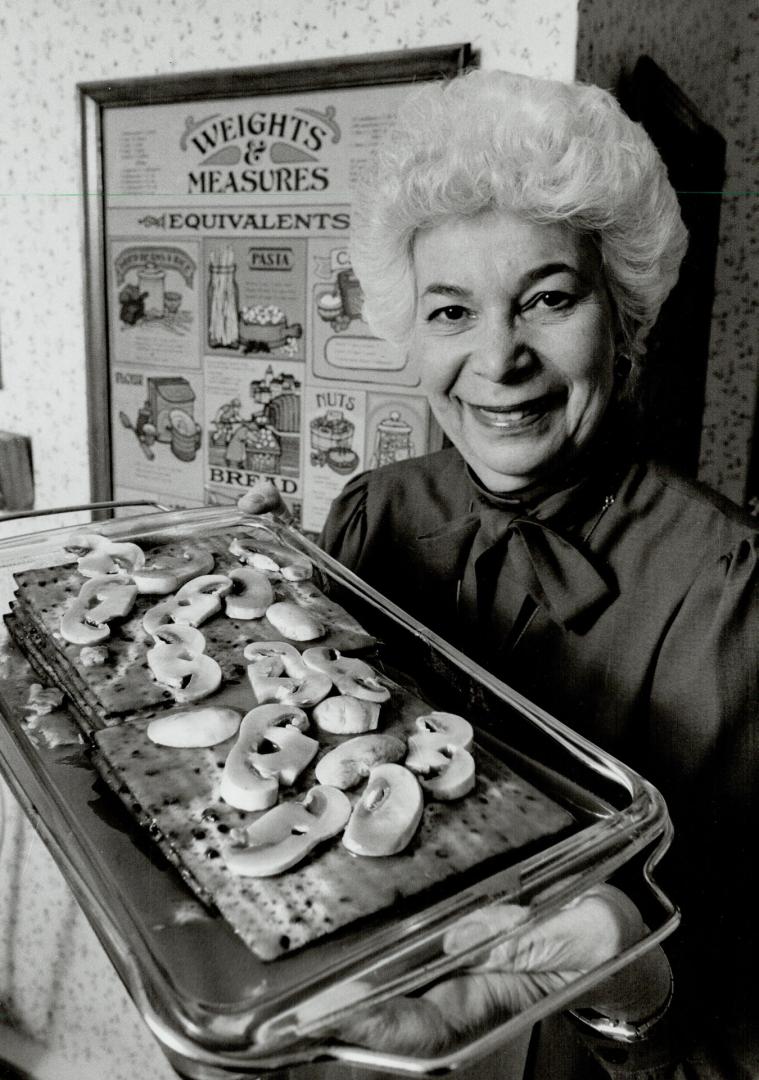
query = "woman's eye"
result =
(524, 291, 575, 313)
(428, 304, 472, 324)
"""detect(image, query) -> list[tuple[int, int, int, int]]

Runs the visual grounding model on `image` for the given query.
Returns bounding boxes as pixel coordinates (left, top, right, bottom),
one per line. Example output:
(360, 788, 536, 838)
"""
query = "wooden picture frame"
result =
(79, 44, 474, 530)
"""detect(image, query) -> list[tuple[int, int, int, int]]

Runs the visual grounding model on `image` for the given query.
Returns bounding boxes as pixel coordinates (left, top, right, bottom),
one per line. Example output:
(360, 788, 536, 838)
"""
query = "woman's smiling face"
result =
(411, 210, 618, 493)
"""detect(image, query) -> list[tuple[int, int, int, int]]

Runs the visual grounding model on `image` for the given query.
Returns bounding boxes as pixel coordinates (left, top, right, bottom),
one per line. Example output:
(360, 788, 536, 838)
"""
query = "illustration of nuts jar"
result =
(310, 409, 359, 473)
(371, 411, 414, 468)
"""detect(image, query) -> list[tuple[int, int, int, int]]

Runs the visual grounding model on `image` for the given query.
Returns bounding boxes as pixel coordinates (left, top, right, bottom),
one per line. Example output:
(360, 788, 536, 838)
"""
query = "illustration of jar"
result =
(138, 261, 166, 318)
(208, 249, 240, 348)
(168, 408, 202, 462)
(372, 411, 414, 468)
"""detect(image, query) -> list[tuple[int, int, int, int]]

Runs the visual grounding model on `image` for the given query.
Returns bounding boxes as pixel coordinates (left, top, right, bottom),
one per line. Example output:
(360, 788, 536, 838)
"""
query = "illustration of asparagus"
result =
(208, 246, 239, 347)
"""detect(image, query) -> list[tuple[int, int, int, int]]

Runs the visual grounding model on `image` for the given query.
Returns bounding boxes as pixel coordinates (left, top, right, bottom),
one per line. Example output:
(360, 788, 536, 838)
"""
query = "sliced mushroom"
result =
(301, 647, 389, 702)
(230, 536, 277, 572)
(244, 655, 287, 681)
(64, 532, 103, 559)
(280, 561, 313, 583)
(247, 671, 297, 702)
(219, 713, 317, 812)
(147, 625, 206, 687)
(265, 600, 324, 642)
(152, 623, 206, 656)
(65, 532, 146, 578)
(175, 654, 223, 704)
(301, 646, 343, 673)
(147, 629, 222, 704)
(225, 568, 275, 620)
(224, 786, 351, 877)
(61, 606, 109, 647)
(333, 670, 391, 704)
(248, 525, 315, 581)
(142, 599, 177, 638)
(301, 647, 375, 680)
(131, 545, 215, 595)
(60, 576, 138, 645)
(174, 574, 233, 621)
(78, 575, 138, 624)
(342, 764, 423, 857)
(311, 695, 381, 735)
(249, 724, 320, 785)
(243, 640, 306, 677)
(282, 672, 332, 708)
(220, 751, 279, 812)
(249, 551, 283, 575)
(315, 733, 407, 790)
(238, 702, 309, 738)
(405, 732, 476, 800)
(147, 706, 241, 748)
(142, 573, 232, 635)
(229, 535, 313, 581)
(414, 711, 474, 751)
(247, 668, 332, 709)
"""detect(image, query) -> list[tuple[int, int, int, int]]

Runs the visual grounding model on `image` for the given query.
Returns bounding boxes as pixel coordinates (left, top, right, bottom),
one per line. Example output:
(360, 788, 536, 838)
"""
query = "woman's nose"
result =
(469, 317, 537, 383)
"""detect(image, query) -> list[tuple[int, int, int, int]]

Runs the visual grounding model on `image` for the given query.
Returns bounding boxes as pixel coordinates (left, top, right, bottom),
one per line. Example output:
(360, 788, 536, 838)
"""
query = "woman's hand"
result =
(336, 885, 671, 1056)
(237, 480, 293, 524)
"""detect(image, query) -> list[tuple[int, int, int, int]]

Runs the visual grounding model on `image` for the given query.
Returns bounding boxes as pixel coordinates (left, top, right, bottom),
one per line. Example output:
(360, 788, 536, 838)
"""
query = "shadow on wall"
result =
(618, 57, 726, 480)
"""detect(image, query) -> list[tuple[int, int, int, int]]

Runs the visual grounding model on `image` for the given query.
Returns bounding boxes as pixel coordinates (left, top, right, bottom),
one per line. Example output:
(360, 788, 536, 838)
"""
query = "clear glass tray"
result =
(0, 506, 678, 1077)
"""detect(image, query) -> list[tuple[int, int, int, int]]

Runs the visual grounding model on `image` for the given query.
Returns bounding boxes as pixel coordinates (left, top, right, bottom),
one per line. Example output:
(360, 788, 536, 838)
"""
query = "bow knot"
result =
(466, 506, 613, 630)
(499, 516, 611, 626)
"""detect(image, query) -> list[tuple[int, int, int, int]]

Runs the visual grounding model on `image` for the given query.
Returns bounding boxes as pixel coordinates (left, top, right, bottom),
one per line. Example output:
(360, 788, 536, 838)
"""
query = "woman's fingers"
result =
(336, 900, 570, 1056)
(237, 480, 292, 522)
(424, 970, 575, 1031)
(442, 903, 529, 962)
(335, 996, 450, 1055)
(448, 886, 645, 976)
(336, 970, 576, 1055)
(336, 887, 658, 1057)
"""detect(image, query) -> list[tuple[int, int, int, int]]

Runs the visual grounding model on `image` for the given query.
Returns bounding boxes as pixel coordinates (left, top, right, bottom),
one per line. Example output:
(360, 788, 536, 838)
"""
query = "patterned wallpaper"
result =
(0, 0, 576, 537)
(576, 0, 758, 506)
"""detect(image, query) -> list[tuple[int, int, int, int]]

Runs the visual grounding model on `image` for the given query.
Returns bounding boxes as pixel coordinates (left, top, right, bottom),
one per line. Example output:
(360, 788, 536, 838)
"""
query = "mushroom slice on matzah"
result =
(92, 673, 574, 961)
(7, 526, 376, 730)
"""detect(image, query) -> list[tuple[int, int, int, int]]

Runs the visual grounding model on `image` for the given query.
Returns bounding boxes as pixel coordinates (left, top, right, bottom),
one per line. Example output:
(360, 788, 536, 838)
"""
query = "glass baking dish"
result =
(0, 505, 678, 1077)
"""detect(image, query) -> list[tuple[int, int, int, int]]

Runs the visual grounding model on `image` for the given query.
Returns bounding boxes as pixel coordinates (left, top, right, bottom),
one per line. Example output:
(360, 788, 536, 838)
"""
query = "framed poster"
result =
(79, 44, 474, 532)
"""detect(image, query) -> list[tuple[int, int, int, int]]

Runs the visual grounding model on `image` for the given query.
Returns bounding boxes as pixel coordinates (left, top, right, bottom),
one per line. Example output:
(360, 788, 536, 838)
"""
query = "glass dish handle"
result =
(0, 499, 170, 523)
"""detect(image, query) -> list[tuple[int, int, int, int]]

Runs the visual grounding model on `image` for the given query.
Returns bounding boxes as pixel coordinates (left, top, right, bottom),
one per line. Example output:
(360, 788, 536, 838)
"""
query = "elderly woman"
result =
(246, 70, 757, 1079)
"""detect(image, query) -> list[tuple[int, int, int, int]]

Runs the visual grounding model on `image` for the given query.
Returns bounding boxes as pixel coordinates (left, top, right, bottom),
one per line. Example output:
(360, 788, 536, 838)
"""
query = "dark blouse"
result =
(319, 446, 759, 1079)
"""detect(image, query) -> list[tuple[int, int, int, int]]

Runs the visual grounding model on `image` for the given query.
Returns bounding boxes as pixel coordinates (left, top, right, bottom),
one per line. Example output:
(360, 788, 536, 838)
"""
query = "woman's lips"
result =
(463, 391, 564, 431)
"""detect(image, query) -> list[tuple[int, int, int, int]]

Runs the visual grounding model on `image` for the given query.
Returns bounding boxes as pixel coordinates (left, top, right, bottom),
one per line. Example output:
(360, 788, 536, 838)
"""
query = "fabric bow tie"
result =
(473, 507, 612, 627)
